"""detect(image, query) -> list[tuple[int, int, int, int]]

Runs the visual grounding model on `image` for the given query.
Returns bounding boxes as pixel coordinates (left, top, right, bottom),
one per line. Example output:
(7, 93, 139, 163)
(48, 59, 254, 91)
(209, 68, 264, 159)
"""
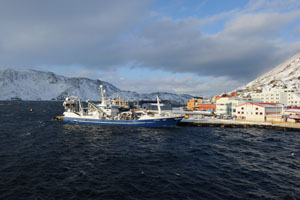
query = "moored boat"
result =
(61, 85, 183, 127)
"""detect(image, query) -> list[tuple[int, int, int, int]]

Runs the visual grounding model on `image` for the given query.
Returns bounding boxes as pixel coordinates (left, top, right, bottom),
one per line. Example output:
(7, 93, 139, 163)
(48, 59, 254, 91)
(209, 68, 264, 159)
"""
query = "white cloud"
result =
(223, 12, 300, 37)
(123, 9, 300, 81)
(1, 0, 300, 95)
(0, 0, 152, 66)
(95, 68, 241, 96)
(245, 0, 300, 12)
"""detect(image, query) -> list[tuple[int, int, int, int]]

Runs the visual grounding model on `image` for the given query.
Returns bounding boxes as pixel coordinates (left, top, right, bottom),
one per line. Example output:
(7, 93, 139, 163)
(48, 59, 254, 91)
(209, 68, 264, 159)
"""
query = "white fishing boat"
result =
(61, 85, 183, 127)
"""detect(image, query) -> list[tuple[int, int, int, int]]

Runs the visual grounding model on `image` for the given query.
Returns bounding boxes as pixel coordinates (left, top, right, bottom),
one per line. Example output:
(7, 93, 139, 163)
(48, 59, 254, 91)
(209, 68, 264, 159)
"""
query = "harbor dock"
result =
(179, 118, 300, 131)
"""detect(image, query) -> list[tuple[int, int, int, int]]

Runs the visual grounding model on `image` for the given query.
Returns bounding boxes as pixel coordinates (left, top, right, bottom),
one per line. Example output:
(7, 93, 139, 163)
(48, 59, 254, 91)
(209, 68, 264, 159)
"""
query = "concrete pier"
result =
(179, 119, 300, 131)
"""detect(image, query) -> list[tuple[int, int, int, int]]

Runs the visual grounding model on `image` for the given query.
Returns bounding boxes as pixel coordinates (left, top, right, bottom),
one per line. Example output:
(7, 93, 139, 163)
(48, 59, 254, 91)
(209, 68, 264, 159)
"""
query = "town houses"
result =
(186, 88, 300, 123)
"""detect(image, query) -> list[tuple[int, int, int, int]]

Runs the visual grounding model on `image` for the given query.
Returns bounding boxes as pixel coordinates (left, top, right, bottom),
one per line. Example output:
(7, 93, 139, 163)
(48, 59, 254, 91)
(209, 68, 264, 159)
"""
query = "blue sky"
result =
(1, 0, 300, 96)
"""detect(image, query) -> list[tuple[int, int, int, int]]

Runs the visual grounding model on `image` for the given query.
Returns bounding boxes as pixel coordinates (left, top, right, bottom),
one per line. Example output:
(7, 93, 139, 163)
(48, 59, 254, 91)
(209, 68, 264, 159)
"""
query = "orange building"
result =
(214, 96, 222, 102)
(187, 98, 203, 110)
(187, 98, 216, 111)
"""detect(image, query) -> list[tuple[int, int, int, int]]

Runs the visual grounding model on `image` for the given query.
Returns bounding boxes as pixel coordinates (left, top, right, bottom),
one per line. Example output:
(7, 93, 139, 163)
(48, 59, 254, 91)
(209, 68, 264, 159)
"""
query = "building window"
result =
(260, 112, 263, 115)
(256, 107, 258, 110)
(256, 112, 258, 115)
(241, 107, 244, 110)
(242, 112, 244, 114)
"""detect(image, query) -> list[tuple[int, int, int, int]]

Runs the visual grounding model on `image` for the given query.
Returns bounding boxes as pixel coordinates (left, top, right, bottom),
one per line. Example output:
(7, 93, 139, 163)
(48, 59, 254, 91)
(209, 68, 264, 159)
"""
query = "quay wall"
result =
(179, 119, 300, 131)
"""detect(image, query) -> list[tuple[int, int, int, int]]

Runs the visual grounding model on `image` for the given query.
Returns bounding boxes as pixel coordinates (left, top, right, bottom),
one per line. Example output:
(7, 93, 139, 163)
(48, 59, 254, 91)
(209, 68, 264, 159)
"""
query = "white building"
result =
(235, 102, 283, 122)
(251, 89, 300, 106)
(283, 107, 300, 123)
(216, 97, 247, 117)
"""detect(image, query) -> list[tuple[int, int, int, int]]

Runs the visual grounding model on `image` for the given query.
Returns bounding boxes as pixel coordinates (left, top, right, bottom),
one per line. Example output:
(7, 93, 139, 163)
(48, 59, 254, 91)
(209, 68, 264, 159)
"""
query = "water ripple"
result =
(0, 101, 299, 199)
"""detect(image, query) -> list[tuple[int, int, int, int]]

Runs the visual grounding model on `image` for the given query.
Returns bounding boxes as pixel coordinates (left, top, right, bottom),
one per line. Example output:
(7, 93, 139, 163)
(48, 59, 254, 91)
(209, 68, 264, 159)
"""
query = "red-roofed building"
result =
(235, 102, 283, 121)
(194, 103, 216, 111)
(230, 92, 238, 97)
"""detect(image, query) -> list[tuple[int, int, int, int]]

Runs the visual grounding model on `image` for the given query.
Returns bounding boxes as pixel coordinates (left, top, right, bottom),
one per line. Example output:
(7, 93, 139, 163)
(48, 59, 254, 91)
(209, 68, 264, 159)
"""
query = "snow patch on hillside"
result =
(240, 51, 300, 92)
(0, 68, 193, 102)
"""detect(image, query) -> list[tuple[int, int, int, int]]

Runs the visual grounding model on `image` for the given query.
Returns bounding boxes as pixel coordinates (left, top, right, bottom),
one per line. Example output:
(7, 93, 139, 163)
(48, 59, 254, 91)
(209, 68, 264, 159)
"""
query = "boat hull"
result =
(63, 117, 183, 127)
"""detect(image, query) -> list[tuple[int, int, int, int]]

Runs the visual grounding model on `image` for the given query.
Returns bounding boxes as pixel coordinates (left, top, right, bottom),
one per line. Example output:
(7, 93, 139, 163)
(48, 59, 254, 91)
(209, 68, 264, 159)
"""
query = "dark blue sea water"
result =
(0, 101, 299, 200)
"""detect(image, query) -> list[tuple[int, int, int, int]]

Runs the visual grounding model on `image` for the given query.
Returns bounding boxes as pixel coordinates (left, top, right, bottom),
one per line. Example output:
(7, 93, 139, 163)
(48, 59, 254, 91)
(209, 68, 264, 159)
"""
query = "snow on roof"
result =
(258, 103, 283, 107)
(236, 102, 282, 108)
(285, 109, 300, 113)
(257, 103, 282, 108)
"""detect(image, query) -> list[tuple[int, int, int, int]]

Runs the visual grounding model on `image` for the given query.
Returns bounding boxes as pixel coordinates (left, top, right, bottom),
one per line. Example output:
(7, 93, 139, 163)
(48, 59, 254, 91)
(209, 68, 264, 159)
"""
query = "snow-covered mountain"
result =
(240, 51, 300, 92)
(0, 68, 193, 102)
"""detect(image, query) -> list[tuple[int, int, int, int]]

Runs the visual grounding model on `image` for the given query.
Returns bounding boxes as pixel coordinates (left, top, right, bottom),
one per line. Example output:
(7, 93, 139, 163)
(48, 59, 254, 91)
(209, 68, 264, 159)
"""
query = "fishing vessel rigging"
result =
(61, 85, 183, 127)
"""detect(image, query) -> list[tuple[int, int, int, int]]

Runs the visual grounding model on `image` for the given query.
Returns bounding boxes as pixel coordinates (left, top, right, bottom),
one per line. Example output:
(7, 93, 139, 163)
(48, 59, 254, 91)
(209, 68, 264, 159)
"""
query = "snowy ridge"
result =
(241, 51, 300, 92)
(0, 68, 193, 102)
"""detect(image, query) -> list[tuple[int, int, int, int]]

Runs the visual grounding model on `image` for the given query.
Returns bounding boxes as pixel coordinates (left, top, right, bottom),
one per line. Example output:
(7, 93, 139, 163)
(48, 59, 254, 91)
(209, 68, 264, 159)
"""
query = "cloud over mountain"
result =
(0, 0, 299, 95)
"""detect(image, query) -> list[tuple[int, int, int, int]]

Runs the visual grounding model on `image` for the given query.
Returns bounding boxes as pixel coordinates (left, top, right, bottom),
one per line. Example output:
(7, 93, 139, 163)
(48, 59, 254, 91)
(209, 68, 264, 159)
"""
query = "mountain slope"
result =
(0, 68, 193, 102)
(241, 51, 300, 91)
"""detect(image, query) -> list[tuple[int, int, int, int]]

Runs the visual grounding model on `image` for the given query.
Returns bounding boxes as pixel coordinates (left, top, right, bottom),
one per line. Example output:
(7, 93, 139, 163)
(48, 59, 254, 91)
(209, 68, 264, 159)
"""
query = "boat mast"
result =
(78, 97, 83, 115)
(156, 95, 161, 115)
(99, 85, 106, 105)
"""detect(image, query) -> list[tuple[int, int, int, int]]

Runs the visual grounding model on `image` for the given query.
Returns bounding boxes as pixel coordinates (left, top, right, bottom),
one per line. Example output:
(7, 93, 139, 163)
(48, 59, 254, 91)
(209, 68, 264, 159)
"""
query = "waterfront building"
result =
(194, 103, 216, 112)
(250, 89, 300, 106)
(283, 107, 300, 123)
(235, 102, 283, 122)
(187, 98, 203, 110)
(215, 97, 247, 117)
